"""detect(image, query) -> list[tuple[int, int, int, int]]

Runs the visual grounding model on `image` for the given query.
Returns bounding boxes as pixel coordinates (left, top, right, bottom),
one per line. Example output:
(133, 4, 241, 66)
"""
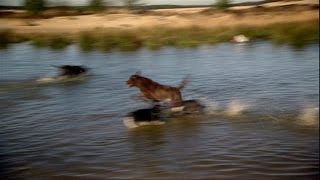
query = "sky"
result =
(0, 0, 259, 6)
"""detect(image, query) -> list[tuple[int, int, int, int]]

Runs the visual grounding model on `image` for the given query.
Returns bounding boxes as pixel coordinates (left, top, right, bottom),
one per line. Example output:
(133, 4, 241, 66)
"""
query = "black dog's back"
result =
(181, 100, 205, 114)
(128, 100, 204, 121)
(129, 105, 161, 122)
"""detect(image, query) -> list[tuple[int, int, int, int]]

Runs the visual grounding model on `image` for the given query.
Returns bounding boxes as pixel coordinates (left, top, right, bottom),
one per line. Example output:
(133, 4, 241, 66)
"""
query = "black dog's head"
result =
(56, 65, 88, 77)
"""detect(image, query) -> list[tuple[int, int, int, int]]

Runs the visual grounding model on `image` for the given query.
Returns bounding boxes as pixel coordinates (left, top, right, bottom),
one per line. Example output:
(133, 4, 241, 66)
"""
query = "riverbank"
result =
(0, 0, 319, 50)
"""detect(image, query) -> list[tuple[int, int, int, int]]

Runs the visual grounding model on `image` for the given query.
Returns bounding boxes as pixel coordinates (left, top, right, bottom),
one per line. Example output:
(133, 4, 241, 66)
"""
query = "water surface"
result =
(0, 42, 319, 179)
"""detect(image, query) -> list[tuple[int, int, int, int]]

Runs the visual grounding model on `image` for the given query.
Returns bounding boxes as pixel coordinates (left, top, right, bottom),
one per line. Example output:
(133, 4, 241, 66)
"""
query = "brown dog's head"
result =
(127, 74, 141, 87)
(127, 72, 147, 87)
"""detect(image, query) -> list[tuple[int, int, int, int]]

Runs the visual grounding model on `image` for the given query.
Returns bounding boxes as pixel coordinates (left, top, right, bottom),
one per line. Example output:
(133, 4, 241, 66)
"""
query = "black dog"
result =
(129, 105, 162, 122)
(123, 100, 205, 128)
(53, 65, 88, 78)
(179, 100, 205, 114)
(123, 105, 165, 128)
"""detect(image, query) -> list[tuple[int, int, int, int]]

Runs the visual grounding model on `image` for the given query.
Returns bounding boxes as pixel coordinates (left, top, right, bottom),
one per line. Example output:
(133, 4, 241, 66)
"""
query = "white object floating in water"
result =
(231, 35, 249, 43)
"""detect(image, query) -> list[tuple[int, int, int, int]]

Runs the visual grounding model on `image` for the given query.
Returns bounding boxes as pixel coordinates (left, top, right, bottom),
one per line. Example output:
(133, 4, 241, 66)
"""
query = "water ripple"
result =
(0, 42, 318, 179)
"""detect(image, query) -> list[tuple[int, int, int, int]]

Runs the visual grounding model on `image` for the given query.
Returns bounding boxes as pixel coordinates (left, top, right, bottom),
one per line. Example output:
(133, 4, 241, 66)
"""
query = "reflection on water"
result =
(0, 42, 319, 179)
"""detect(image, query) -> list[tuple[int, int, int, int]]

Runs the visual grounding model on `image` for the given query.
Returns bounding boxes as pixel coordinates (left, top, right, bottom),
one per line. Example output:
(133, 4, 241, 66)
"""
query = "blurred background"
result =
(0, 0, 319, 179)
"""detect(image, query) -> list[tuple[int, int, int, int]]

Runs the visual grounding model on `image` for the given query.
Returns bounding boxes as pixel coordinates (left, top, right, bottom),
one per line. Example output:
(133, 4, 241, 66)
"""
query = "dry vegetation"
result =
(0, 0, 319, 50)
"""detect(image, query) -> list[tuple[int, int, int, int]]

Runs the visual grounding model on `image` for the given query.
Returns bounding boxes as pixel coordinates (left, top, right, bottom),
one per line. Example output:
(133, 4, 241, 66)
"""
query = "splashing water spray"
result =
(225, 100, 250, 117)
(297, 106, 319, 127)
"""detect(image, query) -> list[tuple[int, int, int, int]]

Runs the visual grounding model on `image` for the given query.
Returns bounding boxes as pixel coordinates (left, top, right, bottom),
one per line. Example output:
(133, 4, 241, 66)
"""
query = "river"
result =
(0, 42, 319, 179)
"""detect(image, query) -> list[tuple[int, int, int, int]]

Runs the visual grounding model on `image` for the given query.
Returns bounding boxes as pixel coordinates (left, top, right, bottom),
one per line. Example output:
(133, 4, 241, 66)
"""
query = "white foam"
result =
(36, 77, 56, 83)
(225, 100, 250, 117)
(171, 106, 184, 112)
(123, 117, 139, 129)
(137, 121, 166, 126)
(297, 107, 319, 126)
(123, 117, 165, 129)
(187, 97, 252, 117)
(196, 97, 221, 115)
(36, 75, 88, 84)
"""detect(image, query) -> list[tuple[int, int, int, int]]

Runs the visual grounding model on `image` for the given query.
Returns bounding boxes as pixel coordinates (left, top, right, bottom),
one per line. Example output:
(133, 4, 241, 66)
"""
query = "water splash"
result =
(36, 77, 57, 83)
(297, 106, 319, 127)
(197, 97, 221, 115)
(225, 100, 251, 117)
(35, 74, 89, 84)
(123, 117, 166, 129)
(198, 98, 251, 117)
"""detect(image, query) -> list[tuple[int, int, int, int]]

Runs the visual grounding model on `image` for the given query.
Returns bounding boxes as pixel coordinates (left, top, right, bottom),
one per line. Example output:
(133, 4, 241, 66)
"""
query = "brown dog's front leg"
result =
(131, 93, 152, 103)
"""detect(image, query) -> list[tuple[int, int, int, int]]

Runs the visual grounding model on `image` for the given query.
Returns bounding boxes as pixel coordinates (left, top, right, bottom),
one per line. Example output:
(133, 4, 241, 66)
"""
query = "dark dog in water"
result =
(36, 65, 88, 83)
(53, 65, 88, 78)
(129, 105, 161, 122)
(126, 72, 189, 108)
(179, 100, 205, 114)
(123, 100, 205, 129)
(123, 105, 165, 129)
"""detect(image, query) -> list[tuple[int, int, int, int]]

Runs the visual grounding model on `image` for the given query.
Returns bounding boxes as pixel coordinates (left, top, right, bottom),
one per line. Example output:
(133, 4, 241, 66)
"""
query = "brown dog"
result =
(127, 73, 188, 107)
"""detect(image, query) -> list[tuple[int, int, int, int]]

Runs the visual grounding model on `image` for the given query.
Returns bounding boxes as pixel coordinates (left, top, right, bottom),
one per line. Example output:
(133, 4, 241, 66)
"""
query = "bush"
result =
(79, 32, 96, 51)
(0, 30, 13, 48)
(88, 0, 106, 12)
(32, 35, 71, 49)
(215, 0, 231, 10)
(124, 0, 142, 10)
(24, 0, 46, 16)
(0, 30, 27, 48)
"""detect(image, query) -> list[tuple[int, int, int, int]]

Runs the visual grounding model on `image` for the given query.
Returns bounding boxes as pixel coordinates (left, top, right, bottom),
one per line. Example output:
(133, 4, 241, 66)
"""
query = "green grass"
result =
(79, 31, 96, 51)
(79, 30, 142, 52)
(268, 21, 319, 48)
(31, 35, 72, 49)
(0, 30, 27, 48)
(0, 20, 318, 51)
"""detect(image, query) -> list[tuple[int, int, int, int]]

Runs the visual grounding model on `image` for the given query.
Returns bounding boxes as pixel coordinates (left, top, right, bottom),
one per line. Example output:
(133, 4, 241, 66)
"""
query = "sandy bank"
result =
(0, 1, 318, 35)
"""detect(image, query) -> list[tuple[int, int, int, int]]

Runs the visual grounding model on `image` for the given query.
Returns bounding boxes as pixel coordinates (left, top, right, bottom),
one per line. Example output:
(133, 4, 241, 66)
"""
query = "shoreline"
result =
(1, 0, 319, 34)
(0, 1, 319, 50)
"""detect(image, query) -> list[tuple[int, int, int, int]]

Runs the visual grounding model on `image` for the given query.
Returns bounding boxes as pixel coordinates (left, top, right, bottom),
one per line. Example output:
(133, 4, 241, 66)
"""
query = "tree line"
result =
(24, 0, 233, 15)
(24, 0, 143, 15)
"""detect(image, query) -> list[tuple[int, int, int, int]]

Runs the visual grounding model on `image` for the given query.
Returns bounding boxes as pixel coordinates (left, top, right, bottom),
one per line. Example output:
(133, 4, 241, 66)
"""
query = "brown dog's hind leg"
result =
(170, 93, 184, 112)
(171, 94, 183, 107)
(131, 93, 151, 102)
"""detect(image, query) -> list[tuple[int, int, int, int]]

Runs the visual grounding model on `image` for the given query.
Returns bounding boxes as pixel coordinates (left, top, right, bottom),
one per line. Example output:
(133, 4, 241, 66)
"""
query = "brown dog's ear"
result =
(135, 71, 141, 75)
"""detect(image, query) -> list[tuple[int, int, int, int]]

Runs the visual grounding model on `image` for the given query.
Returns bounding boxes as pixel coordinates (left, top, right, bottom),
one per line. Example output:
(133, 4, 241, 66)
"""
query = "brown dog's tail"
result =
(178, 75, 190, 90)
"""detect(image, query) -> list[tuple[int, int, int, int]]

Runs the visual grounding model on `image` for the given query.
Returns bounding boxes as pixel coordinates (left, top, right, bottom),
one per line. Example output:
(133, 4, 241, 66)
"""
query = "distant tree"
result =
(24, 0, 46, 15)
(215, 0, 231, 10)
(89, 0, 107, 12)
(123, 0, 142, 10)
(47, 0, 70, 7)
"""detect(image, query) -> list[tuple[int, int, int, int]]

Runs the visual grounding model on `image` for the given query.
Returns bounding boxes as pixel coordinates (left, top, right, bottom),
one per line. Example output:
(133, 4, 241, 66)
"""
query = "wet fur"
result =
(129, 105, 161, 122)
(127, 74, 188, 107)
(55, 65, 87, 78)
